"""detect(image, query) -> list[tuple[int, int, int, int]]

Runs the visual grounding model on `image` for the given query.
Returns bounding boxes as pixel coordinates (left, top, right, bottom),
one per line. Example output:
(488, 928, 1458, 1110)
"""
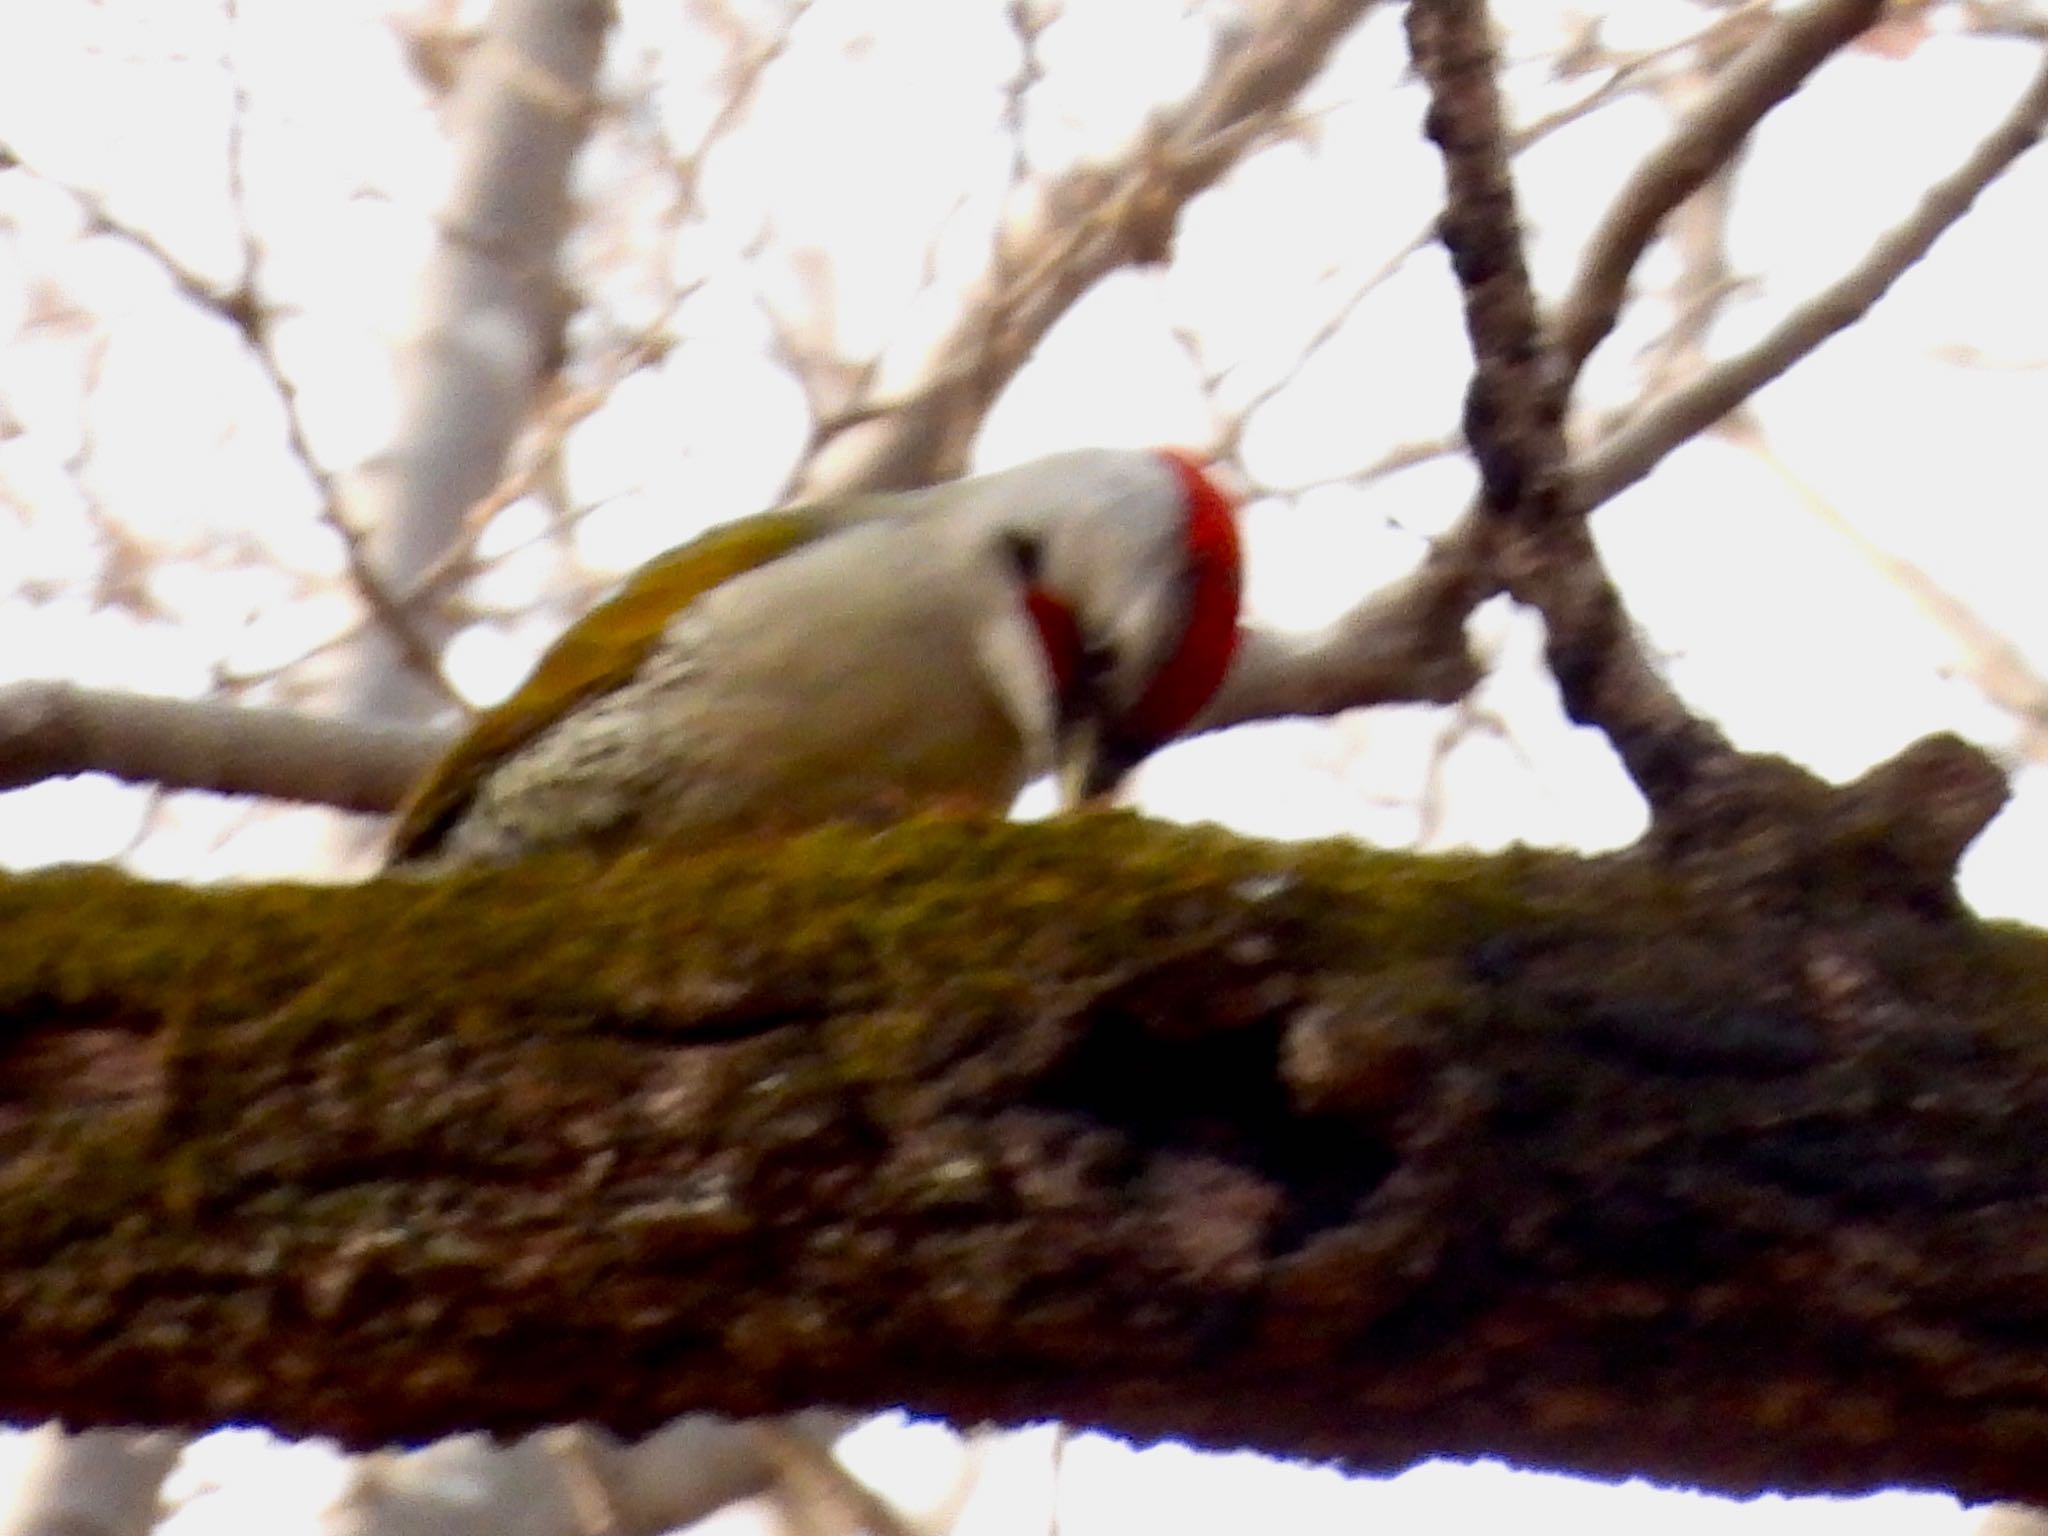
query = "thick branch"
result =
(1405, 0, 1737, 813)
(0, 751, 2040, 1500)
(0, 591, 1469, 809)
(1194, 530, 1485, 732)
(0, 681, 443, 813)
(339, 0, 609, 725)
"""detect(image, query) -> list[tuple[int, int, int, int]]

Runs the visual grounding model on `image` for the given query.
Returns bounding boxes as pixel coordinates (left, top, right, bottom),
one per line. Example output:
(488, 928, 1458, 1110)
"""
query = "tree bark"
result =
(0, 742, 2042, 1502)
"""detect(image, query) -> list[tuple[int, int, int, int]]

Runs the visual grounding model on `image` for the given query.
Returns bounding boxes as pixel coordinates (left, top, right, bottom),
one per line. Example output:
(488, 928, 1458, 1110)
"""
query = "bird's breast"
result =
(447, 524, 1038, 858)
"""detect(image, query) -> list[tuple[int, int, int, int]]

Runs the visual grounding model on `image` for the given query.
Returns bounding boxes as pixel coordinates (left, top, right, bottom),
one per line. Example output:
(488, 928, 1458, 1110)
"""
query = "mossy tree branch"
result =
(0, 737, 2043, 1501)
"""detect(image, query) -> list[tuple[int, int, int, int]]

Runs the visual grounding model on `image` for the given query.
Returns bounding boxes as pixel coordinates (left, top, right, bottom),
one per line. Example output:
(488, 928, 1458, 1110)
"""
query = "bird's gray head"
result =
(971, 447, 1244, 797)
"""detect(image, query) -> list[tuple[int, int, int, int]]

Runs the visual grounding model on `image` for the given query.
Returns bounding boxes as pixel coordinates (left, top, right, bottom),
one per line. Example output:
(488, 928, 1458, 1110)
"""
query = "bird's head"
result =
(980, 447, 1243, 803)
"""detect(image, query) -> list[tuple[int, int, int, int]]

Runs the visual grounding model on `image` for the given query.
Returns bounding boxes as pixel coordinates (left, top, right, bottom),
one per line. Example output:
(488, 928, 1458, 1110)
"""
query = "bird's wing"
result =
(384, 508, 833, 863)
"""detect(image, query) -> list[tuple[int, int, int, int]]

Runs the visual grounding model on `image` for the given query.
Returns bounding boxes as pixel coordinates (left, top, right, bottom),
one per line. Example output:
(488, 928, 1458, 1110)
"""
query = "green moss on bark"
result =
(1, 807, 2046, 1493)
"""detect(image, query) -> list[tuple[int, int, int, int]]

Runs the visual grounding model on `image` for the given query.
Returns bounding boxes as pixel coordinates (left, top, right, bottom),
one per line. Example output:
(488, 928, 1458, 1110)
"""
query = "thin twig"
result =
(1578, 50, 2048, 511)
(1221, 10, 1770, 497)
(0, 39, 470, 713)
(226, 0, 466, 711)
(1551, 0, 1885, 383)
(288, 2, 784, 689)
(751, 1423, 922, 1536)
(1726, 409, 2048, 764)
(1414, 693, 1518, 849)
(0, 130, 264, 355)
(796, 0, 1382, 497)
(1630, 50, 1750, 406)
(1218, 0, 1892, 760)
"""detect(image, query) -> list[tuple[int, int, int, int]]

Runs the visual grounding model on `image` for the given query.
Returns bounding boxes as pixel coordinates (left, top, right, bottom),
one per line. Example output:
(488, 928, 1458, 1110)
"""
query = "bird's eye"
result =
(1001, 531, 1043, 583)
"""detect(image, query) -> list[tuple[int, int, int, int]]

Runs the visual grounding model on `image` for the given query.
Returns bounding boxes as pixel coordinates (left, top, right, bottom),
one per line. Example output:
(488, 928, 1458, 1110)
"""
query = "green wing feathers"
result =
(385, 510, 829, 863)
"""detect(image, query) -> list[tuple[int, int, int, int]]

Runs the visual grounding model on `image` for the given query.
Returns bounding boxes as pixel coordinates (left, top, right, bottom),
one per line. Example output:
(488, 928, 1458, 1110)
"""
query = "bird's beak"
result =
(1055, 721, 1100, 811)
(1055, 718, 1144, 811)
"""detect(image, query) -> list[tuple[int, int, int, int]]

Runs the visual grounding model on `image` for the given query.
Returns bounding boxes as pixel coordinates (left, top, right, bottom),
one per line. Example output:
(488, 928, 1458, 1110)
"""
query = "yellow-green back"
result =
(386, 509, 829, 863)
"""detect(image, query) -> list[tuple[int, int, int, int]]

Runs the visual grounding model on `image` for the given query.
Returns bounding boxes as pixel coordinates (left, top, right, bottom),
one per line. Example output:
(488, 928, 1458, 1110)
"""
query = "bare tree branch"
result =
(0, 132, 263, 352)
(1964, 0, 2048, 44)
(1517, 1, 1773, 144)
(412, 0, 795, 601)
(11, 11, 2037, 827)
(226, 0, 475, 716)
(1406, 0, 1738, 814)
(1627, 50, 1753, 409)
(1202, 0, 1911, 764)
(0, 681, 441, 812)
(752, 1423, 922, 1536)
(0, 70, 470, 717)
(797, 0, 1382, 497)
(1551, 0, 1886, 382)
(3, 6, 2036, 835)
(607, 1413, 858, 1536)
(1206, 4, 2038, 771)
(1195, 549, 1482, 732)
(338, 0, 611, 727)
(1578, 48, 2048, 509)
(0, 640, 1471, 816)
(1415, 692, 1519, 849)
(1216, 1, 1783, 486)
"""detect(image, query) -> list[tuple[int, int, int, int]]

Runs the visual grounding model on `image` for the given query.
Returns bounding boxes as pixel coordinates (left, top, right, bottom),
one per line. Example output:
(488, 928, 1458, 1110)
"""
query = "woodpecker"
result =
(386, 447, 1242, 867)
